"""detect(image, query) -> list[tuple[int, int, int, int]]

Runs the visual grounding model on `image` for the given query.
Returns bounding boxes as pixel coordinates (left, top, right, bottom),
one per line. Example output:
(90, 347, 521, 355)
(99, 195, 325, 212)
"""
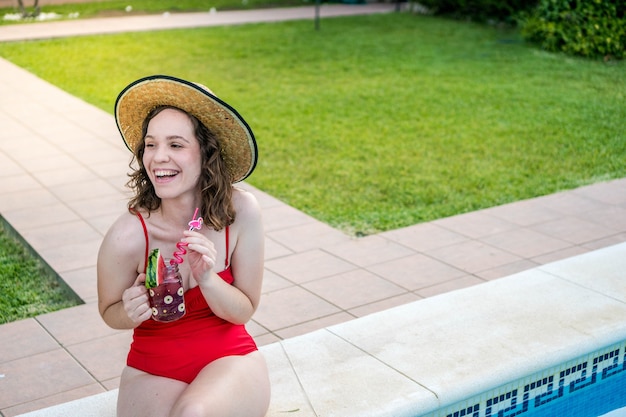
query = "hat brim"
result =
(115, 75, 257, 183)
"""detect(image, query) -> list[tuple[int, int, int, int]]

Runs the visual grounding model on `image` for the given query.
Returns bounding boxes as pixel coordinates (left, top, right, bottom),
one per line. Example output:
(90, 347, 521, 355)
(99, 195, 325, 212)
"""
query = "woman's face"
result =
(142, 108, 202, 200)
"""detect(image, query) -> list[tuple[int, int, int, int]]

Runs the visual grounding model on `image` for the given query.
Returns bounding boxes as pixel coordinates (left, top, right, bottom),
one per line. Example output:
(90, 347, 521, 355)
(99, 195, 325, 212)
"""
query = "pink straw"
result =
(170, 208, 203, 266)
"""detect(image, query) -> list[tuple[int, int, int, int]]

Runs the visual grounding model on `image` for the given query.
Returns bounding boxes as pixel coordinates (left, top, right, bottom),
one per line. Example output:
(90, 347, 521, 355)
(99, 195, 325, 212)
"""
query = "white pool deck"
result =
(1, 4, 625, 417)
(14, 242, 626, 417)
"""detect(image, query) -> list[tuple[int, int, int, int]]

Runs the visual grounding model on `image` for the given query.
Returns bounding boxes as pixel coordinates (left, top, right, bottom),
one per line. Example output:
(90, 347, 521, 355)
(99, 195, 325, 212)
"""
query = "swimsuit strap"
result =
(225, 226, 229, 268)
(131, 208, 149, 272)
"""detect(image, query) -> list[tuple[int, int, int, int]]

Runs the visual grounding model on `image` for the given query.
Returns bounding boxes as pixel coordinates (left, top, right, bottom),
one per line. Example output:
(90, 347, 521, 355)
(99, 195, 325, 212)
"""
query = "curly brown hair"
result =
(126, 106, 235, 231)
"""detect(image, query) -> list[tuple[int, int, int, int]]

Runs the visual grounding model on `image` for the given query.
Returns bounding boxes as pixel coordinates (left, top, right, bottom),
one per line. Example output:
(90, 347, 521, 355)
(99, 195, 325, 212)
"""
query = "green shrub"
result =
(521, 0, 626, 60)
(417, 0, 539, 23)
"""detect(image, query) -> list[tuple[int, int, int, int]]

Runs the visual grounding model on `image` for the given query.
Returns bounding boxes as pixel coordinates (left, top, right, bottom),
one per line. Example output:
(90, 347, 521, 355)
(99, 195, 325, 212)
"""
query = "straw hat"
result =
(115, 75, 257, 183)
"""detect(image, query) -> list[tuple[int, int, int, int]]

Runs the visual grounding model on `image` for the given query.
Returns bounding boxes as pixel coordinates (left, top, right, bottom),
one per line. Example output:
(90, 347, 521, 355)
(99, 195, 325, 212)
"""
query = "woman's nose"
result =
(153, 145, 170, 161)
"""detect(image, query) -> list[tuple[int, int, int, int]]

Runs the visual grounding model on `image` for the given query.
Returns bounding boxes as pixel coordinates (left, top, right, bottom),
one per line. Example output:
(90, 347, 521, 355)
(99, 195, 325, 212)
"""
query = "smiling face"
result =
(142, 107, 202, 201)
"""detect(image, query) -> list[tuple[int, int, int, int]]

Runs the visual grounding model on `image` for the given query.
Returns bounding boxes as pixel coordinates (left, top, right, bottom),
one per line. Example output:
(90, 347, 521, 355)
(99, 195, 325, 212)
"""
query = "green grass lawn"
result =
(0, 13, 624, 236)
(0, 220, 81, 324)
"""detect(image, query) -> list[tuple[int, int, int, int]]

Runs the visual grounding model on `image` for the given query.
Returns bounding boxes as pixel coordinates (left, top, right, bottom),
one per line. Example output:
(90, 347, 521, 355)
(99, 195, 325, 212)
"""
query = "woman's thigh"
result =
(117, 366, 188, 417)
(171, 351, 271, 417)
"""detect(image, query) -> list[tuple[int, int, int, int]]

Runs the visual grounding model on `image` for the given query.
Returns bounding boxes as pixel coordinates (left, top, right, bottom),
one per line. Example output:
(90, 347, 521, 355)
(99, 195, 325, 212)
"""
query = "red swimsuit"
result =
(126, 212, 258, 384)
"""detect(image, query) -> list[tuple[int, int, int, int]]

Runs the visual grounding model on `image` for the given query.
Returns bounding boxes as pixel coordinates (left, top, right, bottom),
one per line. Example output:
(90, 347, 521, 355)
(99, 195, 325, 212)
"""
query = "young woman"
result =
(97, 75, 270, 417)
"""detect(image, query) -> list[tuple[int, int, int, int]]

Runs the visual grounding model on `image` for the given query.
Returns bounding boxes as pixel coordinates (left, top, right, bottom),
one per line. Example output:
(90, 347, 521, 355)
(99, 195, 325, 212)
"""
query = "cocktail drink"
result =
(148, 264, 185, 322)
(145, 208, 201, 322)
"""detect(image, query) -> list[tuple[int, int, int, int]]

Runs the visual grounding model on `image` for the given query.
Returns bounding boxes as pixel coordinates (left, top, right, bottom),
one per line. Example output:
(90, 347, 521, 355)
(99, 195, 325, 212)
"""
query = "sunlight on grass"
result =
(0, 13, 623, 235)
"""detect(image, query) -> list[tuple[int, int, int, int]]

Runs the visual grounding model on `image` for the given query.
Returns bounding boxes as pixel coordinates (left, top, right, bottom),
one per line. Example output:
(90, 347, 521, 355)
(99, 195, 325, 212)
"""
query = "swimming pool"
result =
(419, 339, 626, 417)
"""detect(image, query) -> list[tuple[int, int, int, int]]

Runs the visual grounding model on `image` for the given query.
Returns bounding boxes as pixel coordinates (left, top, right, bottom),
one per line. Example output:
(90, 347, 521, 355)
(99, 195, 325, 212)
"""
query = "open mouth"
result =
(154, 169, 179, 181)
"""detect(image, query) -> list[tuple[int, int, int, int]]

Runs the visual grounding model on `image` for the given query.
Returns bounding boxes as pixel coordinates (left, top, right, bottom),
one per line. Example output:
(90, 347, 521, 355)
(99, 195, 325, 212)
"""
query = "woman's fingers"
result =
(122, 276, 151, 324)
(183, 230, 217, 264)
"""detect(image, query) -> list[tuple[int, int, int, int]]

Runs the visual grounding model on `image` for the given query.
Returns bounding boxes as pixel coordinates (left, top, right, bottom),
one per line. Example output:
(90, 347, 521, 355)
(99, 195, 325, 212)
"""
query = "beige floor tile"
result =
(571, 178, 626, 205)
(245, 319, 268, 338)
(367, 253, 467, 290)
(89, 159, 134, 181)
(254, 332, 282, 347)
(65, 194, 128, 219)
(474, 259, 539, 281)
(30, 165, 99, 188)
(0, 188, 60, 212)
(67, 332, 133, 382)
(480, 228, 572, 258)
(274, 312, 355, 340)
(381, 222, 468, 252)
(36, 124, 99, 146)
(348, 292, 422, 318)
(2, 203, 80, 231)
(434, 211, 518, 239)
(530, 216, 614, 245)
(253, 286, 340, 331)
(0, 319, 58, 364)
(531, 246, 590, 265)
(5, 140, 62, 162)
(0, 349, 95, 409)
(20, 220, 102, 250)
(86, 213, 120, 236)
(578, 206, 626, 231)
(48, 178, 122, 203)
(0, 173, 41, 194)
(101, 378, 121, 391)
(72, 145, 129, 166)
(0, 120, 31, 140)
(302, 269, 406, 310)
(36, 304, 121, 347)
(264, 236, 293, 261)
(267, 222, 351, 252)
(415, 275, 485, 298)
(265, 249, 356, 284)
(261, 269, 293, 293)
(425, 240, 522, 274)
(37, 238, 101, 273)
(583, 232, 626, 251)
(262, 204, 316, 232)
(0, 153, 25, 177)
(325, 234, 416, 267)
(483, 199, 563, 226)
(535, 191, 606, 215)
(1, 383, 106, 417)
(58, 267, 98, 303)
(17, 154, 82, 177)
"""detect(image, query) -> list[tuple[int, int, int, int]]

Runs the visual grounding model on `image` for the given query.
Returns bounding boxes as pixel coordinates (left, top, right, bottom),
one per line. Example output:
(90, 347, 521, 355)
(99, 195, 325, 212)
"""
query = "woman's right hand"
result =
(121, 274, 152, 326)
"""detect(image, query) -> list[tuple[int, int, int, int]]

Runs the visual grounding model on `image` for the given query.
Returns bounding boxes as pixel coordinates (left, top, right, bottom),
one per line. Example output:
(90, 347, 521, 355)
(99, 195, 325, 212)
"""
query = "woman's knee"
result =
(170, 398, 207, 417)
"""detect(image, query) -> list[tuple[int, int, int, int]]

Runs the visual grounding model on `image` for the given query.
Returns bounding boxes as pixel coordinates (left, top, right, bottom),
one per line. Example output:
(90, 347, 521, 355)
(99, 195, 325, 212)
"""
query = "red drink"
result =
(148, 264, 185, 322)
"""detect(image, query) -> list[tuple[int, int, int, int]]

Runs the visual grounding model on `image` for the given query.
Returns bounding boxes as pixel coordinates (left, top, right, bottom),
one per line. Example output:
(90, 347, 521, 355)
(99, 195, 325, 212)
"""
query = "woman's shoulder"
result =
(231, 187, 262, 233)
(232, 187, 261, 218)
(102, 210, 147, 254)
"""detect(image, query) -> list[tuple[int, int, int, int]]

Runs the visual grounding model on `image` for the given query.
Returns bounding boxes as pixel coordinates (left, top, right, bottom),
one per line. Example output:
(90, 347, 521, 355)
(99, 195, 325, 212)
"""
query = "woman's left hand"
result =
(182, 230, 217, 286)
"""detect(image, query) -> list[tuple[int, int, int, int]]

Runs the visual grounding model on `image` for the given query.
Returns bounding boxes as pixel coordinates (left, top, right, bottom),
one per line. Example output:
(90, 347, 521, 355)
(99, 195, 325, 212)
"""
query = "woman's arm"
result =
(97, 212, 152, 329)
(186, 189, 265, 324)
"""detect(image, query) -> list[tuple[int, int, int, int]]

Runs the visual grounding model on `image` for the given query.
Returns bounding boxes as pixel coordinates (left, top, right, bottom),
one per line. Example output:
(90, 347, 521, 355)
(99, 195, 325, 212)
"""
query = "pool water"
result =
(421, 340, 626, 417)
(600, 407, 626, 417)
(523, 370, 626, 416)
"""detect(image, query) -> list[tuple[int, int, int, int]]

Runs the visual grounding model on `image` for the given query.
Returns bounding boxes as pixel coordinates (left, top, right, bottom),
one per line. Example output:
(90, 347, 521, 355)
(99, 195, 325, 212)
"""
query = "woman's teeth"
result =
(155, 170, 178, 178)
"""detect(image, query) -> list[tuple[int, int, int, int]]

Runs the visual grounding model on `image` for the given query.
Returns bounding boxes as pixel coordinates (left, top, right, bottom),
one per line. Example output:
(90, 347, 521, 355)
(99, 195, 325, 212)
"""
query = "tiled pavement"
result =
(1, 5, 626, 416)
